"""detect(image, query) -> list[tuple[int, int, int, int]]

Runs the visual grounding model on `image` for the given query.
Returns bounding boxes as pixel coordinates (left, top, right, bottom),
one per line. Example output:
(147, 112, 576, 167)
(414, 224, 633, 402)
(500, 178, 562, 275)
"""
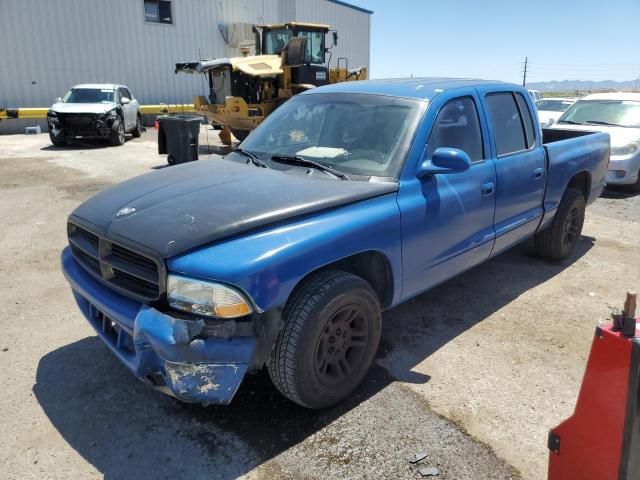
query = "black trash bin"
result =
(157, 115, 201, 165)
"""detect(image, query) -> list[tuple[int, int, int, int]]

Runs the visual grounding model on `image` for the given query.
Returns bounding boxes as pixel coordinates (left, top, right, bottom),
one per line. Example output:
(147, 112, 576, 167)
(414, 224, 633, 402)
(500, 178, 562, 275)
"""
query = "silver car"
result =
(47, 84, 142, 146)
(551, 92, 640, 191)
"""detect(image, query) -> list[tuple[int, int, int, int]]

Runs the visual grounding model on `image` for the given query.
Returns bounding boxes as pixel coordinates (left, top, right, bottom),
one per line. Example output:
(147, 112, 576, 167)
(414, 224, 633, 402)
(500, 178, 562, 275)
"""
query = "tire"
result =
(109, 118, 125, 146)
(167, 154, 176, 166)
(534, 188, 585, 261)
(268, 270, 381, 409)
(131, 114, 143, 138)
(230, 128, 249, 142)
(49, 131, 66, 147)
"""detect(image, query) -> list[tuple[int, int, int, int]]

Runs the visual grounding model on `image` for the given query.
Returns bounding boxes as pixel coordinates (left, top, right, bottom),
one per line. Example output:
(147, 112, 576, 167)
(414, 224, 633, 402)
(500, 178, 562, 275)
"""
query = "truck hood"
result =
(69, 159, 398, 259)
(51, 102, 117, 114)
(550, 123, 640, 147)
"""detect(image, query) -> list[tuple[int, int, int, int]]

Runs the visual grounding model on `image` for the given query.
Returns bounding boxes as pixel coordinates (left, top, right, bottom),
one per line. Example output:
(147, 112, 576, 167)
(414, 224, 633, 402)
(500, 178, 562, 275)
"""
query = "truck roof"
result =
(304, 77, 511, 101)
(580, 92, 640, 101)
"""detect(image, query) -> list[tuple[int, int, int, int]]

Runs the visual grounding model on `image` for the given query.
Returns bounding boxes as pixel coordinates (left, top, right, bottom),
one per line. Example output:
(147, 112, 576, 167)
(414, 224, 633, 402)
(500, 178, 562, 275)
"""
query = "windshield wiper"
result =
(557, 120, 584, 125)
(233, 148, 269, 168)
(270, 155, 350, 180)
(584, 120, 631, 128)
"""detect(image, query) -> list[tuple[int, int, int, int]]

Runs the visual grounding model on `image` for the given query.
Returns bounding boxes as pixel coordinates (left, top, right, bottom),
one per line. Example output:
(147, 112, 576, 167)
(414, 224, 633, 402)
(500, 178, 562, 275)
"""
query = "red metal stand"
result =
(548, 292, 639, 480)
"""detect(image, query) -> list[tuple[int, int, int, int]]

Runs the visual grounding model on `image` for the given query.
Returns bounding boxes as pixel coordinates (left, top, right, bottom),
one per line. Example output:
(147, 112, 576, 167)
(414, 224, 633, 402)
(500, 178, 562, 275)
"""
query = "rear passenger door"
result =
(478, 89, 545, 255)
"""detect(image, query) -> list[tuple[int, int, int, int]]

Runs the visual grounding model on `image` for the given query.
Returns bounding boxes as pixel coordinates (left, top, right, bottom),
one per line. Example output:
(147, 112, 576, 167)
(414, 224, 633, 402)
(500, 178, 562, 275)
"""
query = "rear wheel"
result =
(109, 118, 125, 146)
(534, 188, 585, 261)
(268, 270, 381, 409)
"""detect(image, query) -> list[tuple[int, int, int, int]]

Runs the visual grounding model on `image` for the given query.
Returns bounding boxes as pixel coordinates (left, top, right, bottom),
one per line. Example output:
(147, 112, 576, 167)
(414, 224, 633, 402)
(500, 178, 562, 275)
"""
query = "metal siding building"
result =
(0, 0, 371, 134)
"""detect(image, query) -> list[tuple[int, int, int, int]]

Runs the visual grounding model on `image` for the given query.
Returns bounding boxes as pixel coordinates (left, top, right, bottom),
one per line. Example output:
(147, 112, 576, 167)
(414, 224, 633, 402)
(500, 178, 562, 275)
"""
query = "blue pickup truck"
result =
(62, 78, 609, 409)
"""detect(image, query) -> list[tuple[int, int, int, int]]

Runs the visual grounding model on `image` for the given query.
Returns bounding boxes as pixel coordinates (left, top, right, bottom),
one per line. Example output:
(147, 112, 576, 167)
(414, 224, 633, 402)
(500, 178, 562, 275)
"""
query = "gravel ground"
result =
(0, 129, 638, 480)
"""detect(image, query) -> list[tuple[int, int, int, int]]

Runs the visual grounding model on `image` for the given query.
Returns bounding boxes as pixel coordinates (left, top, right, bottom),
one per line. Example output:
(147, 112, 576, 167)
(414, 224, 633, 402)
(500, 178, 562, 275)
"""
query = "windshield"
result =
(240, 93, 424, 179)
(536, 99, 574, 112)
(558, 99, 640, 128)
(62, 88, 115, 104)
(263, 29, 292, 55)
(297, 30, 325, 63)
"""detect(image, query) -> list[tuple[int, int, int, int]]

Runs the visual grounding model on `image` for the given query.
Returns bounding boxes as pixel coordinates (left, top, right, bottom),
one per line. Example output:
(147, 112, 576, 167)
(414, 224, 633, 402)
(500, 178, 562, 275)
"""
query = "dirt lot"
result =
(1, 129, 638, 480)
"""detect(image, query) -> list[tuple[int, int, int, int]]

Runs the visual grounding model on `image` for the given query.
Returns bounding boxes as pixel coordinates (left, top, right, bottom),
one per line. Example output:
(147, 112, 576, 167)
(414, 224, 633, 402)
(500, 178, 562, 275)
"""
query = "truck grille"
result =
(68, 223, 162, 301)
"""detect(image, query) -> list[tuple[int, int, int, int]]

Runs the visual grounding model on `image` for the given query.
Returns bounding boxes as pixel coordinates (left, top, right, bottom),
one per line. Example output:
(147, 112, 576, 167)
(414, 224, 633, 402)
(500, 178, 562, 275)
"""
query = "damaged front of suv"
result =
(47, 85, 123, 146)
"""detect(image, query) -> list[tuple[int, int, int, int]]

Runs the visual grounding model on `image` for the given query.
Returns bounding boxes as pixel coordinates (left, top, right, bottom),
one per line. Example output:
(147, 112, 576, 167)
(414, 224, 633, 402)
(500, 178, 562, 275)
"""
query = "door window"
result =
(485, 92, 529, 156)
(427, 96, 484, 162)
(515, 93, 535, 148)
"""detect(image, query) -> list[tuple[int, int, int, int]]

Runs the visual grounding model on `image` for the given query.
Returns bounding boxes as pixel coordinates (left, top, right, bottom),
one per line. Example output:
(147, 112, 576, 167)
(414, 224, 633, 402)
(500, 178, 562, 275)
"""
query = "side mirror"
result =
(546, 117, 556, 126)
(417, 147, 472, 178)
(55, 97, 62, 103)
(120, 97, 130, 105)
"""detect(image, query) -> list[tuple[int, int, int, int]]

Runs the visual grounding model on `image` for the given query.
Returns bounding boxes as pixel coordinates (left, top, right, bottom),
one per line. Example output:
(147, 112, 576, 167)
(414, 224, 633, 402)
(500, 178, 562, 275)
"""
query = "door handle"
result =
(533, 167, 544, 179)
(481, 182, 495, 195)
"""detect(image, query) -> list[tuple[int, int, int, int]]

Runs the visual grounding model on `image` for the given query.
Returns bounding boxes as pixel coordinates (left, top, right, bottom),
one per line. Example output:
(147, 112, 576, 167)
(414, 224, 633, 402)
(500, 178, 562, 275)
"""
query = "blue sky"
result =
(349, 0, 640, 84)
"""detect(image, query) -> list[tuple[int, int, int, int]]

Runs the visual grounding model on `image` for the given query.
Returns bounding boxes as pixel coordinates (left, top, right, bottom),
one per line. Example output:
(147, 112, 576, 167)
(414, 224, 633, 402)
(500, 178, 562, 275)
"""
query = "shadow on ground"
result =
(40, 138, 135, 151)
(34, 237, 594, 479)
(601, 185, 639, 199)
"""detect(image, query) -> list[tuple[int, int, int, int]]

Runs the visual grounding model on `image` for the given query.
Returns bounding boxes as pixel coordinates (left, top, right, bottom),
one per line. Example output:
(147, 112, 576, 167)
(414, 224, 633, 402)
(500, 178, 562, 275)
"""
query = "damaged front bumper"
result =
(48, 113, 114, 139)
(61, 247, 257, 404)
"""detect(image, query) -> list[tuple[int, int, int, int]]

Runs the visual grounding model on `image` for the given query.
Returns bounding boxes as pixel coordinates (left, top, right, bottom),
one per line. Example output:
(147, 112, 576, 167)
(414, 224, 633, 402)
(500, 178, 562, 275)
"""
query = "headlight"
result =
(611, 142, 639, 157)
(167, 274, 254, 319)
(101, 109, 118, 119)
(47, 110, 58, 117)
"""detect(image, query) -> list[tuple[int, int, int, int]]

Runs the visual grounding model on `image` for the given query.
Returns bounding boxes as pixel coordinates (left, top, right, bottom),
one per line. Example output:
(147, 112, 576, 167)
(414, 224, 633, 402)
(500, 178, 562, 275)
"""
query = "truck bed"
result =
(539, 128, 610, 229)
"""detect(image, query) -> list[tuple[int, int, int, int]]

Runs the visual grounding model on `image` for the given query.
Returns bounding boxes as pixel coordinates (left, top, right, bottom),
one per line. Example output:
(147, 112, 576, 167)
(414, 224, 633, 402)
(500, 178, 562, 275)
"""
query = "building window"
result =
(144, 0, 173, 24)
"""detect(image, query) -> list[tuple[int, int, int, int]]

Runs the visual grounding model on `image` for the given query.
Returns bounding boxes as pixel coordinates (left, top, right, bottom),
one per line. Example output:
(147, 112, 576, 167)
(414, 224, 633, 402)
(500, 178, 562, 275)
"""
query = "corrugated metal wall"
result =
(0, 0, 370, 134)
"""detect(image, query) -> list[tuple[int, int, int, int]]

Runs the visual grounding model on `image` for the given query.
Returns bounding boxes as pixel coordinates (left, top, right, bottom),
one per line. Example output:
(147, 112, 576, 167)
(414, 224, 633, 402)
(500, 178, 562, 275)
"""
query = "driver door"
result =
(399, 92, 497, 299)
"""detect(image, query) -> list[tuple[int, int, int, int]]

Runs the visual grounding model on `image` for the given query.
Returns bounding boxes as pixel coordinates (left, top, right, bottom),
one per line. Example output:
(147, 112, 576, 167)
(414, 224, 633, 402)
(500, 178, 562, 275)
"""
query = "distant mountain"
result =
(527, 79, 638, 92)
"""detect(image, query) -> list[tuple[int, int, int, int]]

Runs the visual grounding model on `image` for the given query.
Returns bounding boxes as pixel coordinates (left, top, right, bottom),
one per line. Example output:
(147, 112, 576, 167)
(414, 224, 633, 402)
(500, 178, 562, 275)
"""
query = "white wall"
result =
(0, 0, 370, 134)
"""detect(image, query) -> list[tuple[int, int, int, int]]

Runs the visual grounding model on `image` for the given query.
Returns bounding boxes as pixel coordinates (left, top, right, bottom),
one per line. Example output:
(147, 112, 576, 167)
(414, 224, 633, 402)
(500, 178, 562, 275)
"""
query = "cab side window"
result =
(485, 92, 533, 156)
(514, 93, 535, 148)
(427, 96, 484, 162)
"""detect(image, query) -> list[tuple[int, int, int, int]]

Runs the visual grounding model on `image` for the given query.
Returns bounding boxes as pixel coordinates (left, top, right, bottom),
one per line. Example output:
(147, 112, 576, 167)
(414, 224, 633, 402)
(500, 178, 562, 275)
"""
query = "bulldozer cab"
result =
(255, 22, 332, 65)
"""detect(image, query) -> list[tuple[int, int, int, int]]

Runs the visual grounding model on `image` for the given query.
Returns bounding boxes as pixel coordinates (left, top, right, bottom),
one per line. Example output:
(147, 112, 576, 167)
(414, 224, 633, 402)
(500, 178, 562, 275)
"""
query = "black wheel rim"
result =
(118, 123, 125, 143)
(562, 205, 581, 249)
(314, 304, 370, 386)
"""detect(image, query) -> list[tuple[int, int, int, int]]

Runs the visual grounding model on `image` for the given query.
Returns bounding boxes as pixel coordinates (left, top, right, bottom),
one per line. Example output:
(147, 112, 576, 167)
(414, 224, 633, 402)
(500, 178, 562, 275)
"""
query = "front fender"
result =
(167, 193, 402, 312)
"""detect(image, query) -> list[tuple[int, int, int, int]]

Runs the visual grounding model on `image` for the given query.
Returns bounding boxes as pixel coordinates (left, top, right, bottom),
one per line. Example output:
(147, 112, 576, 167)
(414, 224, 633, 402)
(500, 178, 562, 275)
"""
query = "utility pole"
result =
(522, 57, 528, 87)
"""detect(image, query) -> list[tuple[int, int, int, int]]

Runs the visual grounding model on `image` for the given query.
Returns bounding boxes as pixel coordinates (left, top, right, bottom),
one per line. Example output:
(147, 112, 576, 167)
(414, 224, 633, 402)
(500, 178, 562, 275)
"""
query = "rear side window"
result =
(515, 93, 535, 148)
(427, 96, 484, 162)
(485, 92, 527, 156)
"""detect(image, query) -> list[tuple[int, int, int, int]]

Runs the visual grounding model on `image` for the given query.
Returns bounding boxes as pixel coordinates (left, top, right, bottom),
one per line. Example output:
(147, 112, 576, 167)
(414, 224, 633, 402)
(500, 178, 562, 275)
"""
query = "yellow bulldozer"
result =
(175, 22, 367, 144)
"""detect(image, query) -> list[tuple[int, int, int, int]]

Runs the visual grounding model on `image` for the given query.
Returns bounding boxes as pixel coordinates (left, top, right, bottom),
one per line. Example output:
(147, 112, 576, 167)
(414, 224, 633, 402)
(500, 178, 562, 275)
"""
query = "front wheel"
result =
(534, 188, 585, 261)
(131, 114, 143, 138)
(627, 167, 640, 193)
(268, 270, 381, 409)
(229, 128, 249, 142)
(49, 131, 66, 147)
(109, 119, 125, 146)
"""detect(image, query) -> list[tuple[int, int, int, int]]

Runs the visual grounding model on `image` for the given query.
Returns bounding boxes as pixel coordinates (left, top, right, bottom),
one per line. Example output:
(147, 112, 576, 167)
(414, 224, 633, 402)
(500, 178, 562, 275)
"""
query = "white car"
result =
(47, 84, 142, 146)
(528, 89, 542, 103)
(535, 97, 577, 127)
(550, 92, 640, 191)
